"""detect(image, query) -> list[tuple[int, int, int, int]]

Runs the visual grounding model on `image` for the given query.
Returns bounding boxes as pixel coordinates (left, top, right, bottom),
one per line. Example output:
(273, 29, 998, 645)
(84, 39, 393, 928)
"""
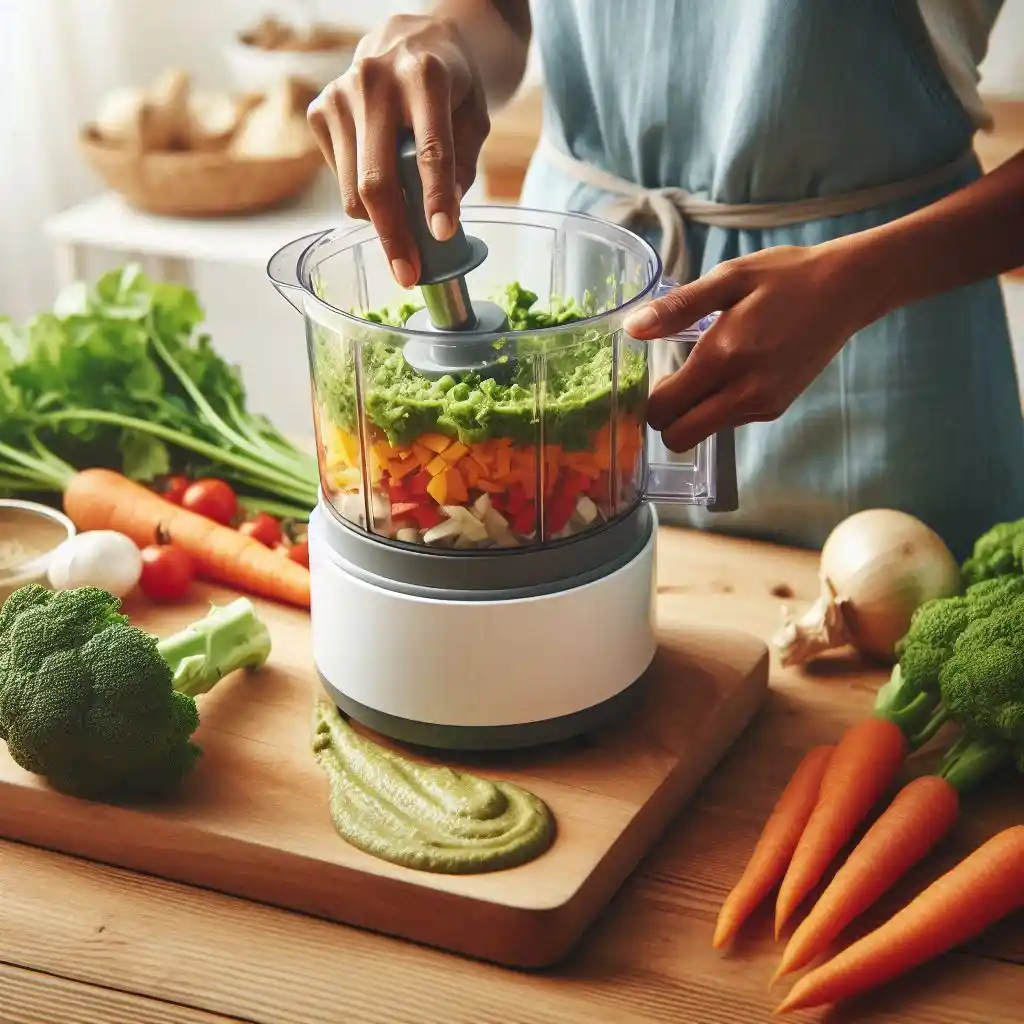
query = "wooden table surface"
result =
(1, 527, 1021, 1024)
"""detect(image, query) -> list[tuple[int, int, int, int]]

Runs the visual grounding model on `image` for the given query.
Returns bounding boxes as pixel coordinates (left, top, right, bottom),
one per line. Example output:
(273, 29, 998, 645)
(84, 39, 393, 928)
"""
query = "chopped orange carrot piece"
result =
(426, 472, 448, 504)
(373, 440, 395, 464)
(389, 457, 420, 481)
(441, 441, 469, 464)
(426, 455, 448, 477)
(412, 443, 434, 468)
(419, 433, 452, 454)
(445, 466, 469, 503)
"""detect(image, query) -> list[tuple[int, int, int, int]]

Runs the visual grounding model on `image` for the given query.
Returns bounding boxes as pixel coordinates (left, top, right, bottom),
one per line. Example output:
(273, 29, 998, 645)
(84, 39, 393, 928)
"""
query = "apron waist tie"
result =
(535, 135, 976, 281)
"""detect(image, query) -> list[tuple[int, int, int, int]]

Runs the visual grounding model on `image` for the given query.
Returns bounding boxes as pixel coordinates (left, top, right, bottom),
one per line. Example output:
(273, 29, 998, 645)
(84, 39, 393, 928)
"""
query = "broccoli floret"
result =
(884, 590, 1024, 792)
(961, 517, 1024, 586)
(0, 584, 271, 801)
(939, 594, 1024, 747)
(874, 575, 1024, 746)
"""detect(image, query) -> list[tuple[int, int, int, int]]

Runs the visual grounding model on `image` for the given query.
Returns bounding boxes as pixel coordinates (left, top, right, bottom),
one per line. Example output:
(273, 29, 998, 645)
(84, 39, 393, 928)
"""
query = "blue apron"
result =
(520, 0, 1024, 561)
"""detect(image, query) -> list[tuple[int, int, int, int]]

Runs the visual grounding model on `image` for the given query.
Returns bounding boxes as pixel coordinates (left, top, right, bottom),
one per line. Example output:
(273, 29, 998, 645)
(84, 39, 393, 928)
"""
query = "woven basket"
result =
(78, 124, 325, 217)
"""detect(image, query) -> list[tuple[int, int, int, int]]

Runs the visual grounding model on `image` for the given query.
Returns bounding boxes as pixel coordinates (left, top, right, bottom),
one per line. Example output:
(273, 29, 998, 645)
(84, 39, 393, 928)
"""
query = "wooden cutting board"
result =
(0, 575, 769, 969)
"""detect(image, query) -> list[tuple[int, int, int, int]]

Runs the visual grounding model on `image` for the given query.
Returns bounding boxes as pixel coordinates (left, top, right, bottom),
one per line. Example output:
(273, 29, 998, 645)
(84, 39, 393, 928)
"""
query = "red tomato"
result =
(287, 540, 309, 567)
(181, 478, 237, 525)
(239, 512, 283, 548)
(163, 475, 190, 504)
(138, 545, 194, 601)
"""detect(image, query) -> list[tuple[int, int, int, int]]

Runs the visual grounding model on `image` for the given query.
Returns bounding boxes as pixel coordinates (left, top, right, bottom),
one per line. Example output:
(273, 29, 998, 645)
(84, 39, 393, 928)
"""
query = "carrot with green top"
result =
(713, 746, 834, 949)
(774, 825, 1024, 1014)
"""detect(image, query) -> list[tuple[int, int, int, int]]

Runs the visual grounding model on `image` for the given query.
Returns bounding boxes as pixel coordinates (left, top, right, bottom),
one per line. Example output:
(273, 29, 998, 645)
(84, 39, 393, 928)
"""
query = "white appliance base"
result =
(308, 511, 659, 750)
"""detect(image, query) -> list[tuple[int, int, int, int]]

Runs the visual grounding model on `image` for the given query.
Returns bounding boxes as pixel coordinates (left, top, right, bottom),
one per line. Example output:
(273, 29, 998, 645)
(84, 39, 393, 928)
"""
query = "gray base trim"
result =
(315, 498, 653, 595)
(317, 669, 649, 753)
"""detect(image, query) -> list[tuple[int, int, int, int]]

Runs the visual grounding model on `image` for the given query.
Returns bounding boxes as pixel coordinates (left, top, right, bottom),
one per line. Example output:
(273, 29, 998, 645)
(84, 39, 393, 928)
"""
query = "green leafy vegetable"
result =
(0, 265, 318, 518)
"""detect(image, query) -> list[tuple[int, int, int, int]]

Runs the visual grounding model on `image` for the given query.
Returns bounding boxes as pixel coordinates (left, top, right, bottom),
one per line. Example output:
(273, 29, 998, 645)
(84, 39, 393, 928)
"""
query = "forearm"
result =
(836, 148, 1024, 325)
(429, 0, 532, 108)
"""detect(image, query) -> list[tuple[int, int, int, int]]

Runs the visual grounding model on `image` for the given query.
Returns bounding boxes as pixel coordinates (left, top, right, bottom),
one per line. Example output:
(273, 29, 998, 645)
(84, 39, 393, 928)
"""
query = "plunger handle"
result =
(395, 128, 487, 289)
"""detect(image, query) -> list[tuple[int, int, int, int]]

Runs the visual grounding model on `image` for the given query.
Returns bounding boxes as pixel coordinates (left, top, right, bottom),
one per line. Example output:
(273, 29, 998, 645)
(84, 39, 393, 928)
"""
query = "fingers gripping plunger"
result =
(395, 129, 511, 378)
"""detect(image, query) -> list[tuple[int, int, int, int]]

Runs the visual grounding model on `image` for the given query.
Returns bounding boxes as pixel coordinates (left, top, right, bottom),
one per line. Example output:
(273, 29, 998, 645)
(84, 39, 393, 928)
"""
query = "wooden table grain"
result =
(1, 528, 1020, 1024)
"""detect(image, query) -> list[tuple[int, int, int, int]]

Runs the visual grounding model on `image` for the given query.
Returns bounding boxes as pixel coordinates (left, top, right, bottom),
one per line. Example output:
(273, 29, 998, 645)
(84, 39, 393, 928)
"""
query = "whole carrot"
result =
(63, 468, 310, 609)
(713, 746, 834, 949)
(774, 773, 959, 979)
(775, 825, 1024, 1014)
(774, 715, 909, 936)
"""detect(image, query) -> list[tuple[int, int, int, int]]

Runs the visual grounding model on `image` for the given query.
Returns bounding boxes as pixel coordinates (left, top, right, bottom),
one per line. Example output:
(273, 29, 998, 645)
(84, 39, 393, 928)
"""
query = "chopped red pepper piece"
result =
(546, 487, 576, 535)
(411, 504, 442, 530)
(388, 481, 411, 503)
(592, 470, 612, 509)
(561, 469, 590, 499)
(511, 501, 536, 535)
(506, 483, 527, 516)
(406, 470, 429, 498)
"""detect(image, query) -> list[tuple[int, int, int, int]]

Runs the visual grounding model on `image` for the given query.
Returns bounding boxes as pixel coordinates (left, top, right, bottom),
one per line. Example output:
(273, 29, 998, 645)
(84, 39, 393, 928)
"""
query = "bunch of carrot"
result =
(712, 711, 1022, 1012)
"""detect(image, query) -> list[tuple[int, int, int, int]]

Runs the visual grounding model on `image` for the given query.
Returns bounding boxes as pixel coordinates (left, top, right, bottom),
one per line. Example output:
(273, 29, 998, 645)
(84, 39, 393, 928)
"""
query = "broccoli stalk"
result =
(156, 597, 272, 696)
(0, 584, 271, 801)
(934, 731, 1017, 793)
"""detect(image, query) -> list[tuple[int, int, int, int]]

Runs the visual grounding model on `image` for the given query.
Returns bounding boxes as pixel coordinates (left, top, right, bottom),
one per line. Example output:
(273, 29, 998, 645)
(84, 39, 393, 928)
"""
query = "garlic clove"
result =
(47, 530, 143, 598)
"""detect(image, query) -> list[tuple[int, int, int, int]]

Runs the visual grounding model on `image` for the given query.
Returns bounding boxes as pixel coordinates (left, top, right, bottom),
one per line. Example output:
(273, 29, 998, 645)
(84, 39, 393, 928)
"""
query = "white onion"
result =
(47, 530, 143, 598)
(772, 509, 962, 667)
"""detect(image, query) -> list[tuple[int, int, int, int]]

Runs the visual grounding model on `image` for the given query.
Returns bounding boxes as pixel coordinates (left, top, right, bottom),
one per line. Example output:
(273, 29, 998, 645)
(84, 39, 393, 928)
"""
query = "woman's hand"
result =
(306, 14, 491, 287)
(622, 243, 873, 453)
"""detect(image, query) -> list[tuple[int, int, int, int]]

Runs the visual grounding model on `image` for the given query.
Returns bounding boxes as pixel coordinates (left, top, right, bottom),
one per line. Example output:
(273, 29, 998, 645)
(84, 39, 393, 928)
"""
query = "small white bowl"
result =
(223, 38, 357, 95)
(0, 499, 77, 603)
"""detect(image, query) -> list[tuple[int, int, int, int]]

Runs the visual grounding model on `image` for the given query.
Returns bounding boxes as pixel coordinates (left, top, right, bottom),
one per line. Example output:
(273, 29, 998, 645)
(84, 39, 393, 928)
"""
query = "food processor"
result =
(268, 133, 738, 750)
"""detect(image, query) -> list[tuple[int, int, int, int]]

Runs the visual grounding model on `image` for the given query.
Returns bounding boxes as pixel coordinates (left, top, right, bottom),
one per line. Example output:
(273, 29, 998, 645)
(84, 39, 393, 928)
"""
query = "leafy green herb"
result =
(0, 266, 317, 518)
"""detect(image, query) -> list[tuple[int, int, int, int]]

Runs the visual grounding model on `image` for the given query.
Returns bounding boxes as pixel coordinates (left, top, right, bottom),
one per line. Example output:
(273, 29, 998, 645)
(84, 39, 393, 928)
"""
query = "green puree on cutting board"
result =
(316, 282, 648, 450)
(312, 702, 555, 874)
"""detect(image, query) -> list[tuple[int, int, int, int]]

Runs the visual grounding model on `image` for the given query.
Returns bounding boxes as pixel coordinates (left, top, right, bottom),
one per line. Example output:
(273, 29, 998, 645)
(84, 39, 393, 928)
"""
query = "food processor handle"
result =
(708, 423, 739, 513)
(267, 230, 331, 314)
(395, 128, 486, 287)
(645, 306, 739, 513)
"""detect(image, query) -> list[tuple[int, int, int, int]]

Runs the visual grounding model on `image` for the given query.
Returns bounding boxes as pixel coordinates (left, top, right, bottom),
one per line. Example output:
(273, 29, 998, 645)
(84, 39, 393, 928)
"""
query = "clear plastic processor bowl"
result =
(269, 207, 734, 553)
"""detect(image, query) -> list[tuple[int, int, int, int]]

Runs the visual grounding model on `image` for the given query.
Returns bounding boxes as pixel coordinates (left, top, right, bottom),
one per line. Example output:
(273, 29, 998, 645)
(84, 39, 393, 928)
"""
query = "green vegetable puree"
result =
(312, 702, 555, 874)
(313, 282, 648, 451)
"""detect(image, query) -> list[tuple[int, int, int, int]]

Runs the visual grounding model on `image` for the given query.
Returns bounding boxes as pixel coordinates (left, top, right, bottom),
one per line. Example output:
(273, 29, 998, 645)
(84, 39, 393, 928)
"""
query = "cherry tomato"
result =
(239, 512, 283, 548)
(181, 478, 237, 526)
(288, 540, 309, 567)
(162, 475, 190, 505)
(138, 545, 194, 601)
